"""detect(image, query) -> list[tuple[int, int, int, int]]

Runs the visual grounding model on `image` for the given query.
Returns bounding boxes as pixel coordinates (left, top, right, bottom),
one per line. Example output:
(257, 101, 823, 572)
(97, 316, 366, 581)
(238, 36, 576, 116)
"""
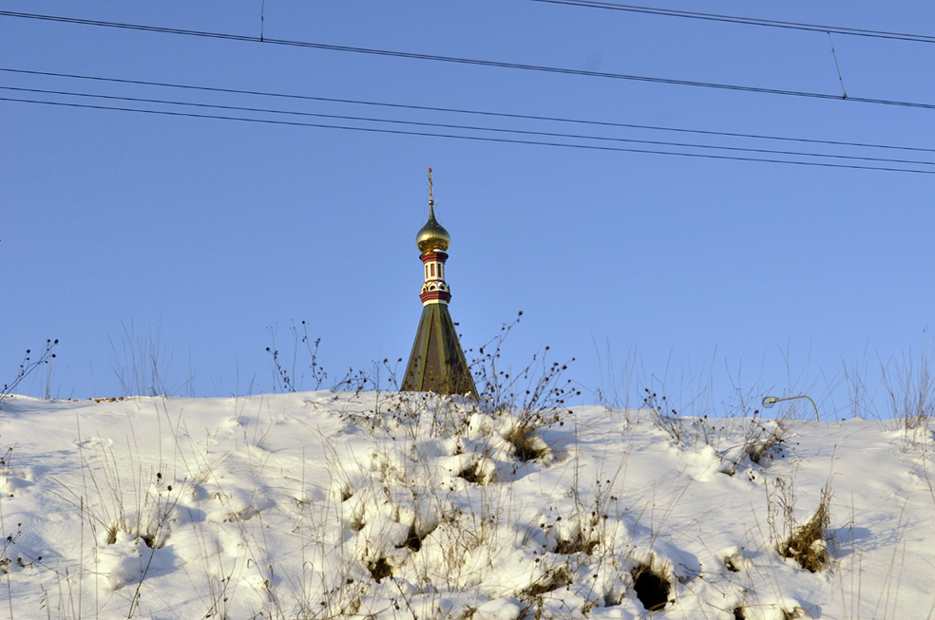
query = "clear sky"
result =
(2, 2, 933, 416)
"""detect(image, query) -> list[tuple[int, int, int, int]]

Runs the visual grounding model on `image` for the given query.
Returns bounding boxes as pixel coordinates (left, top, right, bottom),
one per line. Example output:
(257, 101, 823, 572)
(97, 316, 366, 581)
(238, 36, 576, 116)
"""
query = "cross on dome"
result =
(416, 168, 451, 254)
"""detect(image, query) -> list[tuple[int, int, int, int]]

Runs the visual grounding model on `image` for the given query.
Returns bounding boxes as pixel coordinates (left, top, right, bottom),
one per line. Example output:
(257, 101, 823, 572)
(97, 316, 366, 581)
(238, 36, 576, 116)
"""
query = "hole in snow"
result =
(397, 524, 423, 552)
(458, 461, 483, 484)
(631, 564, 671, 612)
(395, 522, 438, 553)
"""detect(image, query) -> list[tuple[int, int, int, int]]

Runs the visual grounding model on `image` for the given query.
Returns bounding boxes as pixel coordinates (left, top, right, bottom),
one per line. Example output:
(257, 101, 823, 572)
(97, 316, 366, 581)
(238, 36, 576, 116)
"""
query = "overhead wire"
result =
(4, 67, 934, 156)
(2, 10, 935, 111)
(528, 0, 935, 44)
(2, 11, 931, 172)
(3, 84, 933, 170)
(3, 95, 932, 175)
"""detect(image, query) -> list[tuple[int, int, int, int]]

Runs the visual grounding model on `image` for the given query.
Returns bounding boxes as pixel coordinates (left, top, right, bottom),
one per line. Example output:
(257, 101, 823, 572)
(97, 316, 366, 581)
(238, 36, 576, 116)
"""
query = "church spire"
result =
(401, 169, 479, 399)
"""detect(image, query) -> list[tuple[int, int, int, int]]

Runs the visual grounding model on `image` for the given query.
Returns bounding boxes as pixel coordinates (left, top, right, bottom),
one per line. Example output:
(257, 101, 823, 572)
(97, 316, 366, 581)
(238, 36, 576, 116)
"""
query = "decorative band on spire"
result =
(419, 251, 451, 305)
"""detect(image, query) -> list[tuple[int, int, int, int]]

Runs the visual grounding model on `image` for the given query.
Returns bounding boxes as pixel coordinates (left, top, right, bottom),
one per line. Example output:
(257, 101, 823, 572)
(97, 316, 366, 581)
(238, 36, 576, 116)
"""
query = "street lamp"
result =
(761, 394, 820, 421)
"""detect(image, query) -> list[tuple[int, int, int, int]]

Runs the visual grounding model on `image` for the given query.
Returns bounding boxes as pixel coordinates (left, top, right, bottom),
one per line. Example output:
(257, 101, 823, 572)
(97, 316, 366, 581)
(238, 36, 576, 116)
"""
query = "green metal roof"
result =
(401, 303, 478, 399)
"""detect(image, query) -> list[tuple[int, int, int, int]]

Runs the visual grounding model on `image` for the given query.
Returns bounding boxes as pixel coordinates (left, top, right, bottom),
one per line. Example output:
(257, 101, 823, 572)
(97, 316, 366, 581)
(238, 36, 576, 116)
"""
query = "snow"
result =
(1, 390, 934, 619)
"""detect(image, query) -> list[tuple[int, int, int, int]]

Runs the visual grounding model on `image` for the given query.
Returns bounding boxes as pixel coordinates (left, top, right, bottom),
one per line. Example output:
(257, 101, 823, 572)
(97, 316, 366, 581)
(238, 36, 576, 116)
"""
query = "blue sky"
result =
(2, 2, 933, 416)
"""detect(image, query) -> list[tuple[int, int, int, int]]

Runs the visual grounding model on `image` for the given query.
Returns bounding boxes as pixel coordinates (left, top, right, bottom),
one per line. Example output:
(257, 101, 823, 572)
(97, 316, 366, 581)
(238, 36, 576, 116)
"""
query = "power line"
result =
(2, 10, 934, 111)
(4, 84, 932, 169)
(3, 95, 932, 175)
(529, 0, 935, 44)
(5, 67, 933, 156)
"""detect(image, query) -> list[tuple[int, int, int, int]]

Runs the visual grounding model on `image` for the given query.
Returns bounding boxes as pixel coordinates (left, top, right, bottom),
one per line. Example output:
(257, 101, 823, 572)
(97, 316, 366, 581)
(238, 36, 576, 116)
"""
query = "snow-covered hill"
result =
(0, 391, 932, 619)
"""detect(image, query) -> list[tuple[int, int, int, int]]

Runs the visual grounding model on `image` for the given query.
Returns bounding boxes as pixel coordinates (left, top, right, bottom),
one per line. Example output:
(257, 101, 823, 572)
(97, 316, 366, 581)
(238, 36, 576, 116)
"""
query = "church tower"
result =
(401, 169, 479, 399)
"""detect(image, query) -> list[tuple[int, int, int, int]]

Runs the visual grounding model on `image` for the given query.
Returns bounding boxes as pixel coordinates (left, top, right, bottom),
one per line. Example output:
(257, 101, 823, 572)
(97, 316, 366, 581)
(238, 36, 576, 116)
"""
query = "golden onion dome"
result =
(416, 203, 450, 254)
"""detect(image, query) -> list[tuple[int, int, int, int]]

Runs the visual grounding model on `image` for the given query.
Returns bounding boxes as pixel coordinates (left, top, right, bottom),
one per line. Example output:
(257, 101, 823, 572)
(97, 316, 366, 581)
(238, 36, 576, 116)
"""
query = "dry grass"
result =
(0, 339, 59, 407)
(880, 350, 935, 433)
(503, 422, 551, 463)
(777, 483, 832, 573)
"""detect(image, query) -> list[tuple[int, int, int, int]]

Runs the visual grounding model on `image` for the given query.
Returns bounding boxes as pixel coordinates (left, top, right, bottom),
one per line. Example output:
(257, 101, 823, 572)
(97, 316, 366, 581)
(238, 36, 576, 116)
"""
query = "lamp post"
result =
(761, 394, 820, 421)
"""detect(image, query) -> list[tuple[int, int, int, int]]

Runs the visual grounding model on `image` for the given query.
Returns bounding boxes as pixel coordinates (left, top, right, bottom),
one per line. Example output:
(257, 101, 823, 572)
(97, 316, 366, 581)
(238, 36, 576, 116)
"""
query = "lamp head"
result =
(762, 396, 780, 408)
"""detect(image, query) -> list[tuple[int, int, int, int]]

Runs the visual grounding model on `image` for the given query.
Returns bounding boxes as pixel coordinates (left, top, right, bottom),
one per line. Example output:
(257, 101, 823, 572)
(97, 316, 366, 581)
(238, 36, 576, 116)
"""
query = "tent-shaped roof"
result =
(401, 302, 478, 399)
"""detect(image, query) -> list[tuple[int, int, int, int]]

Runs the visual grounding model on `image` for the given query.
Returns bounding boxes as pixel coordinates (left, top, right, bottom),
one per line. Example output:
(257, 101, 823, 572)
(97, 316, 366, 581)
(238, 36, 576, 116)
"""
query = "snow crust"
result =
(0, 391, 933, 618)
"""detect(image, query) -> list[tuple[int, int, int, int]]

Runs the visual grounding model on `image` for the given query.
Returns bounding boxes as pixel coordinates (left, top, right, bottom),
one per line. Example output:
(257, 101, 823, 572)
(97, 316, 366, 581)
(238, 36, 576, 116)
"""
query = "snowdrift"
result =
(0, 391, 933, 619)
